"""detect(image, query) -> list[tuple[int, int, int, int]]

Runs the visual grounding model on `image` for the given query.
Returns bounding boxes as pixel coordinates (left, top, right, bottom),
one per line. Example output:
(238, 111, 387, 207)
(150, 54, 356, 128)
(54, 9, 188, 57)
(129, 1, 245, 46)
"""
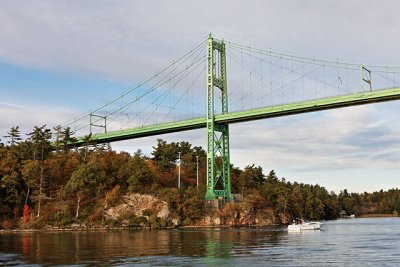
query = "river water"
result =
(0, 218, 399, 266)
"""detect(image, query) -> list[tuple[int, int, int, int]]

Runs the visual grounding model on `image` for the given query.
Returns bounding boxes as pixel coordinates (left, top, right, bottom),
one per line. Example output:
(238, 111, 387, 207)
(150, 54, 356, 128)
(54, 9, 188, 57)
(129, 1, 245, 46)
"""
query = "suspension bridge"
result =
(63, 34, 400, 200)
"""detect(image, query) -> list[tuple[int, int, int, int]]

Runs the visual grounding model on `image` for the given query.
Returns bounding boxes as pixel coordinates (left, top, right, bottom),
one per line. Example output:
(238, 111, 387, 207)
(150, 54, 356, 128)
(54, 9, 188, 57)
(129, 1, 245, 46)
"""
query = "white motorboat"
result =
(287, 219, 322, 231)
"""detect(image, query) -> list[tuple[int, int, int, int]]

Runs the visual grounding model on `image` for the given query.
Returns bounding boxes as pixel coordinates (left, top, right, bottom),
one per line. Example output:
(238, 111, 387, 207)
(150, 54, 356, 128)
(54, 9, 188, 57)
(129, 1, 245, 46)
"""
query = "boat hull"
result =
(287, 221, 322, 231)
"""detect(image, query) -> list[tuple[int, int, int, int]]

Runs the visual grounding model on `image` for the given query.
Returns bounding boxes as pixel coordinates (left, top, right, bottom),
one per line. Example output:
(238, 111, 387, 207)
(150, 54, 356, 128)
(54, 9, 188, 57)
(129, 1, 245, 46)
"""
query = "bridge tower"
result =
(205, 34, 232, 200)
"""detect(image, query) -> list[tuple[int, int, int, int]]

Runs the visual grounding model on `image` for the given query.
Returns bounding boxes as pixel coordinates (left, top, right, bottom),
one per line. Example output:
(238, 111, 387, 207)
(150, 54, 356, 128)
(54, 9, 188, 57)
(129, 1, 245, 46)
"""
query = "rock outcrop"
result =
(105, 194, 169, 220)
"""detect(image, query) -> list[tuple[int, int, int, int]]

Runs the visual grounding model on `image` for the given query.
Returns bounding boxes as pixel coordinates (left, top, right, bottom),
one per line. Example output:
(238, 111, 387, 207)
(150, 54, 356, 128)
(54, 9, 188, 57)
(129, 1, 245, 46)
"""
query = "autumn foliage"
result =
(0, 126, 399, 229)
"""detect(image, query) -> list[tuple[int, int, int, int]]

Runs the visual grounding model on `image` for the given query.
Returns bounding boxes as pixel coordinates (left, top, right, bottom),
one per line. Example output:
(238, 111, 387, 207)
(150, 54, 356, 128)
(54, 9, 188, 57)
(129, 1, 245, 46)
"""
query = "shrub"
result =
(53, 205, 73, 226)
(2, 220, 13, 230)
(128, 216, 147, 227)
(142, 209, 153, 217)
(148, 215, 162, 229)
(105, 185, 121, 208)
(87, 207, 104, 223)
(183, 217, 192, 226)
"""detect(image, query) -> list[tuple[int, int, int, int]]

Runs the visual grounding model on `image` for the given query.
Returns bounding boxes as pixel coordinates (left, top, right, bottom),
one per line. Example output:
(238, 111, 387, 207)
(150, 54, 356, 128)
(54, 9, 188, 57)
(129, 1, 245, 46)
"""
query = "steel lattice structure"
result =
(63, 35, 400, 200)
(205, 35, 232, 200)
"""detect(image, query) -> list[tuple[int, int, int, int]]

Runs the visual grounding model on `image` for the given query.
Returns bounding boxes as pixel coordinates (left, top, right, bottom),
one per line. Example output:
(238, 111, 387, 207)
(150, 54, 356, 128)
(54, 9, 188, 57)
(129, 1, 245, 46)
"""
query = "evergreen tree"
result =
(61, 127, 78, 152)
(4, 126, 22, 146)
(119, 150, 155, 192)
(152, 139, 178, 172)
(26, 125, 52, 217)
(65, 161, 103, 218)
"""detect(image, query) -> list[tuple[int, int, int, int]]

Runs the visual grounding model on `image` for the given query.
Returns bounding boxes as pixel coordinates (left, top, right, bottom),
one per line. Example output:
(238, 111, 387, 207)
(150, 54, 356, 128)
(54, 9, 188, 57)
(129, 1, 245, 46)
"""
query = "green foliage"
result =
(65, 162, 103, 197)
(238, 165, 264, 192)
(142, 209, 153, 217)
(3, 126, 22, 146)
(148, 215, 163, 229)
(160, 185, 207, 224)
(119, 150, 155, 193)
(1, 127, 400, 228)
(180, 185, 206, 222)
(55, 126, 78, 152)
(22, 160, 40, 190)
(53, 204, 73, 226)
(394, 197, 400, 213)
(127, 216, 147, 227)
(151, 139, 206, 178)
(105, 185, 122, 208)
(152, 139, 178, 172)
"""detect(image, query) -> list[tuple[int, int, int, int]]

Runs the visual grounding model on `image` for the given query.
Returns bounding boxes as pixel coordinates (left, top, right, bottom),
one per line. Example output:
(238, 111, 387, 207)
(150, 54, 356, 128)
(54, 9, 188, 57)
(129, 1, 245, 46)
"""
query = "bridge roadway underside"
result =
(76, 88, 400, 146)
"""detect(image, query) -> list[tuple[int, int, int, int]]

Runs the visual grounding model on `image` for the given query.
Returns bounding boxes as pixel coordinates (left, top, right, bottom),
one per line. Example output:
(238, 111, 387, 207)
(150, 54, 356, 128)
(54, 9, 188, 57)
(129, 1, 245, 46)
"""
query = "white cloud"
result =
(0, 102, 79, 138)
(1, 1, 400, 192)
(229, 103, 400, 170)
(1, 98, 398, 193)
(1, 0, 400, 82)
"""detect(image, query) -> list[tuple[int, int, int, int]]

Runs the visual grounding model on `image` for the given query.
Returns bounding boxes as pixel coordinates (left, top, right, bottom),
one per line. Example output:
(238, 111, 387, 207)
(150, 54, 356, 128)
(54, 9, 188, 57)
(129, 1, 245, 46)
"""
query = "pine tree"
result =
(26, 125, 52, 217)
(4, 126, 22, 146)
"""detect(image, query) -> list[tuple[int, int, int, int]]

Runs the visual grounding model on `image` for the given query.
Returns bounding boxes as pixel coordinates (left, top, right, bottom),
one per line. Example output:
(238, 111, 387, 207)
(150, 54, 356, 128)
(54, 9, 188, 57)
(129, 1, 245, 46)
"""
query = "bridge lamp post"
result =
(196, 156, 199, 188)
(178, 152, 181, 188)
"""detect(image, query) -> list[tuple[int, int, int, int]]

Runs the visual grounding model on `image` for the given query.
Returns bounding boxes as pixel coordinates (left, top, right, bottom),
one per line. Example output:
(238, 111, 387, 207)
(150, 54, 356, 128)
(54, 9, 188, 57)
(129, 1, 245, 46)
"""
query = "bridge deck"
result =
(75, 87, 400, 146)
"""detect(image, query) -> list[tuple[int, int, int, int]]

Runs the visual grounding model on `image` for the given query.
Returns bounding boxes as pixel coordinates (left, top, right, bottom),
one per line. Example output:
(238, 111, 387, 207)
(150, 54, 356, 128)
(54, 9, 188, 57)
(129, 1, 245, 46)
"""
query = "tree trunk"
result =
(75, 194, 81, 218)
(25, 187, 30, 205)
(14, 189, 19, 220)
(37, 146, 44, 217)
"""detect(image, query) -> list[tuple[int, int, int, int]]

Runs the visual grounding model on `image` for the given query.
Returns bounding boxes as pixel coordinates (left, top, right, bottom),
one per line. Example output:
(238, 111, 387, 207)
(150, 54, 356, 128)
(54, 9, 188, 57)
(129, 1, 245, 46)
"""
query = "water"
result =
(0, 218, 399, 266)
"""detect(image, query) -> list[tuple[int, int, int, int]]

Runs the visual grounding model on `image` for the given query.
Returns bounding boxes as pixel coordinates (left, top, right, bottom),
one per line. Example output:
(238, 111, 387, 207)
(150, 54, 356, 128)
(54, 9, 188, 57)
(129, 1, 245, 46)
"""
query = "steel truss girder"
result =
(205, 35, 232, 200)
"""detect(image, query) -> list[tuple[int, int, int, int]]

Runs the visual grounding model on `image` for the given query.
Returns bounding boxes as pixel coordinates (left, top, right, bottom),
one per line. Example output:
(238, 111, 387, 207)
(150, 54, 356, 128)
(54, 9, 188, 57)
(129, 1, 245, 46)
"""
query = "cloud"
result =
(0, 101, 80, 138)
(1, 0, 400, 83)
(229, 103, 400, 171)
(1, 1, 400, 192)
(1, 94, 399, 193)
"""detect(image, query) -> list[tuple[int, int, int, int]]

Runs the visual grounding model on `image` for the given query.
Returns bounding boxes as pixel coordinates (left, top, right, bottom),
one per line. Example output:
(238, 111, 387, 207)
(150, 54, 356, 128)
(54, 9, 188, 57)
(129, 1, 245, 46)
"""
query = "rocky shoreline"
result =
(1, 223, 283, 234)
(1, 193, 287, 232)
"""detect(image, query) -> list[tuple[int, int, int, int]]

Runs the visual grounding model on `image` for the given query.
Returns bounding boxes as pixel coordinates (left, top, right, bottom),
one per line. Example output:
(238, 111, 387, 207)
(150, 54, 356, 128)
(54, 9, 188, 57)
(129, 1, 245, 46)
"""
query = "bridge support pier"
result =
(205, 34, 232, 200)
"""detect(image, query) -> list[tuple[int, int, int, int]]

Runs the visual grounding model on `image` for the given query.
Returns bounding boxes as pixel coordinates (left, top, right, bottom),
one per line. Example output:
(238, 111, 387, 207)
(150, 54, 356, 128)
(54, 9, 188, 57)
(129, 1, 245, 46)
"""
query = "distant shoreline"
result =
(2, 217, 400, 233)
(357, 214, 398, 218)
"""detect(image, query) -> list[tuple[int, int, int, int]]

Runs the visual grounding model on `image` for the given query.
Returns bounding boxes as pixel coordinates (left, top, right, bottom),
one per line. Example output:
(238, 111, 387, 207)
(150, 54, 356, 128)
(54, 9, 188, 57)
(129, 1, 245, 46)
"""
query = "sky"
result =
(1, 0, 400, 193)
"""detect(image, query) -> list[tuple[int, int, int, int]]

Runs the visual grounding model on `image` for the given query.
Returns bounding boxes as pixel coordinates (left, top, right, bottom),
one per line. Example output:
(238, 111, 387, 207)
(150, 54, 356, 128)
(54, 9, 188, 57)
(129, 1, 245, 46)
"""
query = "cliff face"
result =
(105, 194, 170, 226)
(16, 193, 286, 230)
(103, 193, 281, 228)
(204, 202, 279, 227)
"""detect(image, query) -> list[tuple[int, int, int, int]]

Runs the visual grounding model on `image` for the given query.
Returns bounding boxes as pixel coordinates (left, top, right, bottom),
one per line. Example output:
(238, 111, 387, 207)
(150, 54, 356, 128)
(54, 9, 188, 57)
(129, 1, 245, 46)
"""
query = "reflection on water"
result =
(0, 228, 282, 266)
(1, 218, 400, 266)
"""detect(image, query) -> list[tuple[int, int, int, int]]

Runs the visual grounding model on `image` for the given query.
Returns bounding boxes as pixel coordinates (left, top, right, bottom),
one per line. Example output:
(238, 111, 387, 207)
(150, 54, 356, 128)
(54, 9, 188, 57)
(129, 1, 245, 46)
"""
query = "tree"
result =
(276, 179, 291, 214)
(266, 170, 278, 183)
(0, 131, 31, 219)
(26, 125, 52, 217)
(238, 165, 264, 192)
(394, 196, 400, 213)
(78, 133, 93, 163)
(97, 150, 129, 194)
(324, 196, 339, 219)
(4, 126, 22, 146)
(53, 125, 63, 152)
(0, 148, 25, 218)
(338, 189, 357, 215)
(45, 152, 80, 197)
(119, 150, 155, 192)
(289, 185, 304, 218)
(65, 161, 104, 218)
(152, 139, 178, 172)
(230, 165, 242, 193)
(60, 127, 78, 152)
(21, 159, 40, 206)
(179, 186, 206, 224)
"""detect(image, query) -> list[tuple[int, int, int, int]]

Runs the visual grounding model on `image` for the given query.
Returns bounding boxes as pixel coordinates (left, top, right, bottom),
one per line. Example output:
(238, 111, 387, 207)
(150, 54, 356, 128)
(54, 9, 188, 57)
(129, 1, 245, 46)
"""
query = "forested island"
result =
(0, 125, 399, 231)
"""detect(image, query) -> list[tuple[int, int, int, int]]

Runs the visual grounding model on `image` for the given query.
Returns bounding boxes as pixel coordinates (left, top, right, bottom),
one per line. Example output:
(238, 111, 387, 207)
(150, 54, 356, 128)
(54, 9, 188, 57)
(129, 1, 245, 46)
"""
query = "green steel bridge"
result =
(64, 35, 400, 200)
